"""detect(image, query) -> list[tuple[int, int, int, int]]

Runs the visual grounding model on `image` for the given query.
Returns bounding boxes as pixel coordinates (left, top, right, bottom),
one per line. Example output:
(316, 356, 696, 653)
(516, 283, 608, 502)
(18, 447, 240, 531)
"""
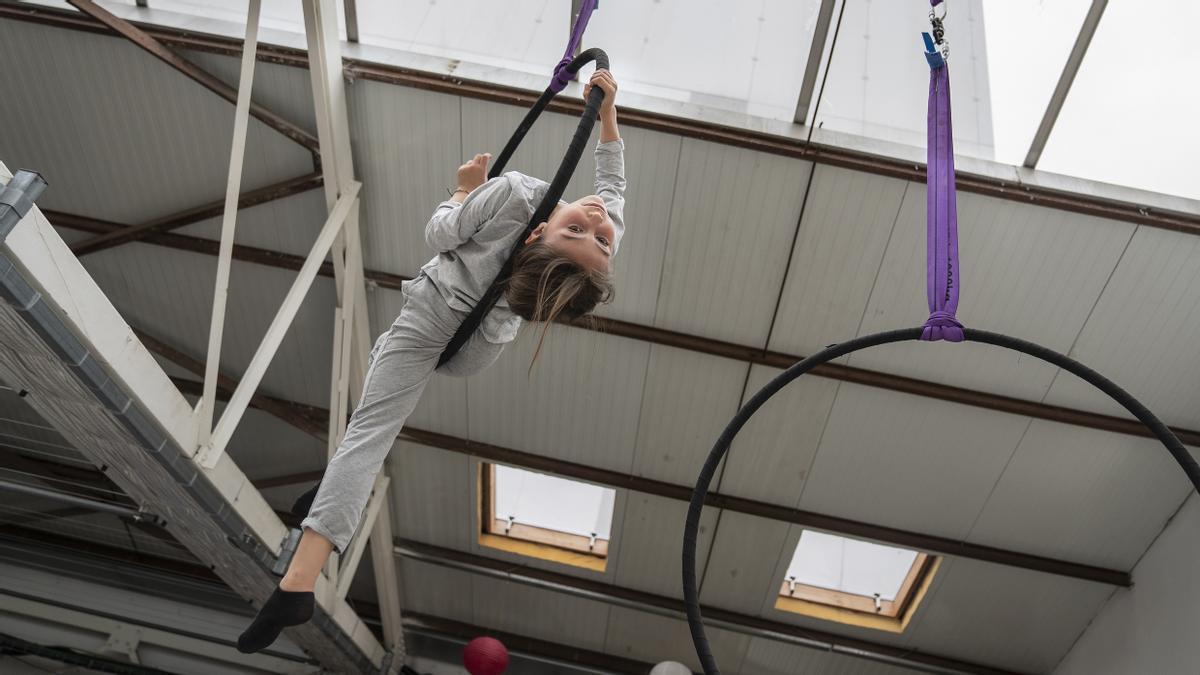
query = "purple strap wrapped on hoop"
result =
(549, 0, 600, 94)
(921, 0, 963, 342)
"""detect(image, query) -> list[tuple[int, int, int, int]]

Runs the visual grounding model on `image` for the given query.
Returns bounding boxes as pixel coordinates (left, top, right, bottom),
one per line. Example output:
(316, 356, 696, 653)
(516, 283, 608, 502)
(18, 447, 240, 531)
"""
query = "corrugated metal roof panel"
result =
(698, 511, 791, 615)
(603, 606, 749, 673)
(611, 492, 719, 600)
(967, 420, 1192, 570)
(1043, 226, 1200, 429)
(0, 20, 312, 225)
(387, 440, 474, 551)
(474, 576, 613, 654)
(740, 636, 927, 675)
(349, 80, 463, 277)
(904, 557, 1113, 674)
(653, 139, 811, 346)
(718, 364, 841, 507)
(797, 383, 1030, 540)
(465, 327, 649, 474)
(768, 166, 908, 357)
(851, 187, 1135, 401)
(631, 344, 748, 486)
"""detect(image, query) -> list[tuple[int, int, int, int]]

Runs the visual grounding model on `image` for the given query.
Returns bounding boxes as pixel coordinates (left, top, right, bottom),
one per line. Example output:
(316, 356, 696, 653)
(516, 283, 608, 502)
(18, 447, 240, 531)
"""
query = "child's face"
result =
(526, 196, 615, 272)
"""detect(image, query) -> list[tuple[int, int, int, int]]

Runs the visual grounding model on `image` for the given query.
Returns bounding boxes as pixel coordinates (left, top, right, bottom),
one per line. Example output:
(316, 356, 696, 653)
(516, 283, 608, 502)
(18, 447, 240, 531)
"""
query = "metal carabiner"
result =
(929, 2, 948, 24)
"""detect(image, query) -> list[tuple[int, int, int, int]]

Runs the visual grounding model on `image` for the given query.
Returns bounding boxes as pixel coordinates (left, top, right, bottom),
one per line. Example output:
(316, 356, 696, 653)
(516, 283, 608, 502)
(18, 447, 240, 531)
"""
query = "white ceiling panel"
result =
(798, 384, 1030, 539)
(399, 557, 475, 625)
(966, 420, 1192, 570)
(611, 493, 719, 600)
(222, 407, 326, 482)
(349, 80, 463, 277)
(473, 577, 613, 654)
(0, 21, 313, 226)
(904, 557, 1114, 674)
(603, 606, 749, 674)
(718, 364, 841, 507)
(182, 49, 319, 137)
(653, 139, 811, 346)
(631, 345, 748, 485)
(740, 636, 928, 675)
(465, 326, 649, 474)
(698, 511, 791, 615)
(459, 98, 681, 325)
(387, 440, 474, 551)
(768, 167, 909, 357)
(1042, 226, 1200, 429)
(850, 187, 1135, 401)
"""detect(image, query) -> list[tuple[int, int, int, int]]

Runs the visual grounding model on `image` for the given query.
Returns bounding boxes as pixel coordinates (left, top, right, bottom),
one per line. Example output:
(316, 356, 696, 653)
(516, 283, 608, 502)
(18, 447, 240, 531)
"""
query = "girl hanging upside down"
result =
(237, 68, 625, 653)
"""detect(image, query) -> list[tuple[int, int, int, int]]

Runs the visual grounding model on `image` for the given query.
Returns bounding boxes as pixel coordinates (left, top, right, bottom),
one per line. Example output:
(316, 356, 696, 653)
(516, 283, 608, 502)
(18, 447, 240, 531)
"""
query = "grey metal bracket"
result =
(271, 527, 304, 576)
(0, 170, 48, 242)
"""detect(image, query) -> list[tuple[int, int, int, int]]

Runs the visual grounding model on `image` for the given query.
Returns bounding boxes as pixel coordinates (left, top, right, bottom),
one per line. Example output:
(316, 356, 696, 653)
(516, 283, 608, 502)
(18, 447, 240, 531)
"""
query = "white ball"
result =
(650, 662, 691, 675)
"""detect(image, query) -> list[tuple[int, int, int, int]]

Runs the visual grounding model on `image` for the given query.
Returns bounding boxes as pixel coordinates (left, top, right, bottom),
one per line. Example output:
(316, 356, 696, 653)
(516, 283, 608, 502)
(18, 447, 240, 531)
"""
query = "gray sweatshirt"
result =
(420, 138, 626, 344)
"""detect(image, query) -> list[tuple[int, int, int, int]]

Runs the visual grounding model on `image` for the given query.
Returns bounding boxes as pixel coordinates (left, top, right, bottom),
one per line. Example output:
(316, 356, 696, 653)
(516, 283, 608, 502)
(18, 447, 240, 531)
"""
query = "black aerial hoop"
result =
(289, 47, 610, 520)
(437, 48, 610, 368)
(681, 327, 1200, 675)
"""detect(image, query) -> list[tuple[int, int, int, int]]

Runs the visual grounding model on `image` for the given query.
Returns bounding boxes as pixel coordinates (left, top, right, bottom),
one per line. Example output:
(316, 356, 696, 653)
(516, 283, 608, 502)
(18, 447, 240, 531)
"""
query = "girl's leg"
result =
(239, 282, 456, 652)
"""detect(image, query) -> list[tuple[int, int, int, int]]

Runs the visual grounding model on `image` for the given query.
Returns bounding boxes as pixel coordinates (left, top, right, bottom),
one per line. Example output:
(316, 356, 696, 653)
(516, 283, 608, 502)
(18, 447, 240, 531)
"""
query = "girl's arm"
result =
(586, 69, 626, 253)
(425, 154, 509, 252)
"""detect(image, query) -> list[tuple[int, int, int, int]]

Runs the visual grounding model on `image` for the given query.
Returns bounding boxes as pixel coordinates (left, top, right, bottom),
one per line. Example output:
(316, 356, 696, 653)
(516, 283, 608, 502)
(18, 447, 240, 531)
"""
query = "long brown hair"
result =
(503, 239, 615, 368)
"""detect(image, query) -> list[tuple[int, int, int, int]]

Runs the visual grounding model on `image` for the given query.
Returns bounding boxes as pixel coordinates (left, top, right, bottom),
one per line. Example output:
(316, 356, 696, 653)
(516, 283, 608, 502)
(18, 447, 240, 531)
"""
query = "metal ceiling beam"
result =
(71, 172, 322, 257)
(1023, 0, 1109, 168)
(793, 0, 837, 125)
(158, 369, 1130, 586)
(396, 539, 1021, 675)
(46, 209, 1200, 451)
(61, 0, 319, 155)
(6, 4, 1194, 236)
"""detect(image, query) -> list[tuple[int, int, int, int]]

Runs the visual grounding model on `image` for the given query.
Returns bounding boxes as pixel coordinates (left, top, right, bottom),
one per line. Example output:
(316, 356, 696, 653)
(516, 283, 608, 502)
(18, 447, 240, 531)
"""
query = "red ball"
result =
(463, 636, 509, 675)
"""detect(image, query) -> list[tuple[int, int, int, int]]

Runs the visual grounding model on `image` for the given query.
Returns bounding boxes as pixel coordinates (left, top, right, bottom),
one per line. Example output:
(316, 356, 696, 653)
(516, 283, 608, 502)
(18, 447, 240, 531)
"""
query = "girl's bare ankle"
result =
(278, 575, 312, 593)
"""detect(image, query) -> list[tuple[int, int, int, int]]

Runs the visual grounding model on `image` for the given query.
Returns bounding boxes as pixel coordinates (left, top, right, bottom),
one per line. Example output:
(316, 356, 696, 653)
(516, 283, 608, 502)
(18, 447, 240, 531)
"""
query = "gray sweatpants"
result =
(301, 274, 504, 551)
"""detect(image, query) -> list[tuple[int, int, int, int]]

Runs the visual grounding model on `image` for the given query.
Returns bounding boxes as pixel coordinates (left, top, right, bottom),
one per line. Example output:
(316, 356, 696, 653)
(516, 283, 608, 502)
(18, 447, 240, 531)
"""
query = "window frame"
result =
(477, 463, 611, 572)
(774, 535, 940, 633)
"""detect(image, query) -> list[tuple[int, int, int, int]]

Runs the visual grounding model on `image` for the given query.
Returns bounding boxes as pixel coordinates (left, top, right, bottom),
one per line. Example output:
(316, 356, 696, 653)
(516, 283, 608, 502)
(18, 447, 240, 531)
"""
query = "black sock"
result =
(291, 482, 321, 518)
(237, 586, 314, 653)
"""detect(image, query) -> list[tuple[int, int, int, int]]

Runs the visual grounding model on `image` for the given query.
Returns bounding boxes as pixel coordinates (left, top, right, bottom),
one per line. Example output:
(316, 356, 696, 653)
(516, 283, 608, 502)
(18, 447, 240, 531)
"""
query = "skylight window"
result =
(776, 531, 938, 632)
(479, 464, 616, 572)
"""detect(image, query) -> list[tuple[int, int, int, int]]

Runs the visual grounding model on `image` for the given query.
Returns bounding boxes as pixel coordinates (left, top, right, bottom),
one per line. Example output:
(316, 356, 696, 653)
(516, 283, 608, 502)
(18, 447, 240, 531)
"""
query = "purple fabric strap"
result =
(921, 21, 963, 342)
(549, 0, 600, 93)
